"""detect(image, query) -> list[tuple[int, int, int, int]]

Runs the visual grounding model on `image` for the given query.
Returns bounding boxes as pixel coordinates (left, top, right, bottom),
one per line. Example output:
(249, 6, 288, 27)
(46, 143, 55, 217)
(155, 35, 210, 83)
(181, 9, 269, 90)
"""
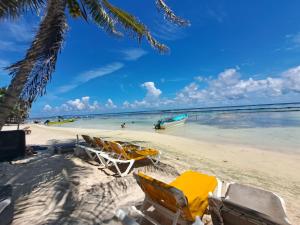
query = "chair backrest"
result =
(108, 141, 129, 159)
(209, 183, 292, 225)
(81, 135, 97, 148)
(93, 137, 110, 151)
(134, 172, 191, 220)
(0, 130, 26, 162)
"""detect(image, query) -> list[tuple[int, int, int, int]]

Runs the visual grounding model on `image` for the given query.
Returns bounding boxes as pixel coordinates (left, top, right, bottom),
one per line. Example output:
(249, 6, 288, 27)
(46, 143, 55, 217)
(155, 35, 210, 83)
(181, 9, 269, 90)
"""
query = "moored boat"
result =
(44, 116, 75, 125)
(154, 114, 188, 129)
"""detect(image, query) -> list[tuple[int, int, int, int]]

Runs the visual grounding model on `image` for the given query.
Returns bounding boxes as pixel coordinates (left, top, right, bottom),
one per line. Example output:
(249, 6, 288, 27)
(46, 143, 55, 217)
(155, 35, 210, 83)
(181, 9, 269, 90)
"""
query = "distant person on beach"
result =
(121, 123, 126, 128)
(44, 120, 50, 125)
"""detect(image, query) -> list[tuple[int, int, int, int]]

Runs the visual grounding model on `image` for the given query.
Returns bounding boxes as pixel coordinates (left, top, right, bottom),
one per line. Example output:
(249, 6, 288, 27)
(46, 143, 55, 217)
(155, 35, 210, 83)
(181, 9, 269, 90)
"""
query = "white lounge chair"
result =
(76, 137, 161, 177)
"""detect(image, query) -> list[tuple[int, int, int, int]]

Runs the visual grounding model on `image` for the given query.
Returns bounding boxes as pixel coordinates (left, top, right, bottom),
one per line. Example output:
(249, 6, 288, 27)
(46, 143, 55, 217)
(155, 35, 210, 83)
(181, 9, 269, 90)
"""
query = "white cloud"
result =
(105, 98, 117, 109)
(141, 82, 162, 99)
(0, 59, 9, 68)
(43, 104, 52, 112)
(43, 96, 101, 113)
(123, 101, 130, 108)
(57, 62, 124, 93)
(0, 19, 35, 53)
(5, 21, 34, 42)
(176, 66, 300, 105)
(152, 20, 187, 41)
(121, 48, 147, 61)
(284, 32, 300, 51)
(0, 40, 26, 52)
(282, 66, 300, 92)
(76, 62, 124, 82)
(122, 82, 165, 109)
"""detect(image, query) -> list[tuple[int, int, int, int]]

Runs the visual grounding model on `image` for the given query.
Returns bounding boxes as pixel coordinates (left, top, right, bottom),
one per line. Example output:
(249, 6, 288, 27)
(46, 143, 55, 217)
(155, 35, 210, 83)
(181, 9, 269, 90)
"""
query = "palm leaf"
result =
(102, 0, 167, 52)
(0, 0, 45, 19)
(83, 0, 119, 35)
(6, 0, 67, 103)
(156, 0, 190, 26)
(66, 0, 88, 20)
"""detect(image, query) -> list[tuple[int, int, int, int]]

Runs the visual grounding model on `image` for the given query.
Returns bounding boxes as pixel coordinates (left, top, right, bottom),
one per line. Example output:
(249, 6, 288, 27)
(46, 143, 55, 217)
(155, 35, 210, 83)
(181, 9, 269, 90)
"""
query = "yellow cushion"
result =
(170, 170, 217, 219)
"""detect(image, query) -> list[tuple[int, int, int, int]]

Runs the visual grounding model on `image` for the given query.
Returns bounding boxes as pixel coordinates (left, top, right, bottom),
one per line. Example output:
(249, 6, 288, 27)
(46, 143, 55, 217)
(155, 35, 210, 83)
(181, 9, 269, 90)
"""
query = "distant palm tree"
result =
(0, 0, 189, 129)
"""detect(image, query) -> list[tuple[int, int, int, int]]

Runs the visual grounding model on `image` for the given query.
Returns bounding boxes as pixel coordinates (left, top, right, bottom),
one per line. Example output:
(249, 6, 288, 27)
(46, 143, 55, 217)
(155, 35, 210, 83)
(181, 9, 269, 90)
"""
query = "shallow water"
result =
(53, 104, 300, 154)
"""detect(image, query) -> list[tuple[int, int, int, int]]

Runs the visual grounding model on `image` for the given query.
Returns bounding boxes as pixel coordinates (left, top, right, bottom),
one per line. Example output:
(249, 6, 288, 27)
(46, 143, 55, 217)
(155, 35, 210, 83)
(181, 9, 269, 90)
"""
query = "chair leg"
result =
(85, 150, 95, 160)
(113, 160, 135, 177)
(172, 211, 181, 225)
(95, 153, 108, 167)
(148, 153, 161, 165)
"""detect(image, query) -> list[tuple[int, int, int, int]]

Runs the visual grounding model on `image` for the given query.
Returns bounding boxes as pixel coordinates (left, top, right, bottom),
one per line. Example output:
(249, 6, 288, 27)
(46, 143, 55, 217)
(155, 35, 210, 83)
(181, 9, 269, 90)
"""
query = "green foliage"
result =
(0, 87, 29, 123)
(0, 0, 45, 19)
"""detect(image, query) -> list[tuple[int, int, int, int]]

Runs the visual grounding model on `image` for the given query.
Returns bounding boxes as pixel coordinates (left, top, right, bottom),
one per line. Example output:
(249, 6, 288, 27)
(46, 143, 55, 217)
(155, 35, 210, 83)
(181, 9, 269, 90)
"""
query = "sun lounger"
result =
(76, 136, 161, 177)
(208, 183, 292, 225)
(80, 135, 100, 161)
(133, 170, 221, 225)
(106, 141, 161, 177)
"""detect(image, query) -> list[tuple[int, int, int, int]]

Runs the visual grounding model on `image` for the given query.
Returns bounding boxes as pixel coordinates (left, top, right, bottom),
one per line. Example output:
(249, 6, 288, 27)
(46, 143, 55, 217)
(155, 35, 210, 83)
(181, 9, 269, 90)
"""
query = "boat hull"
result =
(47, 119, 75, 125)
(159, 118, 187, 129)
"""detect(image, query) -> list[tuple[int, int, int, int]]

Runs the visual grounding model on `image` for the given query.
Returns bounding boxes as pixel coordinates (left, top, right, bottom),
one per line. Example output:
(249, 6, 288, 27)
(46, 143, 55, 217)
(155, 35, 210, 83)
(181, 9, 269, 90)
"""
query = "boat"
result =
(44, 117, 75, 125)
(154, 114, 188, 129)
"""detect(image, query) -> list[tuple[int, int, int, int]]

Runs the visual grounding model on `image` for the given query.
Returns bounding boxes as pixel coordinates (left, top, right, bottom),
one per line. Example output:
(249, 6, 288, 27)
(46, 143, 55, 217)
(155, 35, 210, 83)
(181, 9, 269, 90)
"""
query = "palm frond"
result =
(156, 0, 190, 26)
(67, 0, 83, 18)
(0, 0, 45, 19)
(83, 0, 119, 35)
(6, 0, 67, 103)
(102, 0, 167, 52)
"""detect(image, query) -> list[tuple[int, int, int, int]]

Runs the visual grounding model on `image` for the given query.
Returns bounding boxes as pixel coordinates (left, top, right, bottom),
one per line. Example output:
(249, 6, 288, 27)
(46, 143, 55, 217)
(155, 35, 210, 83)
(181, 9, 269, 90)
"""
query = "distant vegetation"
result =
(0, 87, 29, 125)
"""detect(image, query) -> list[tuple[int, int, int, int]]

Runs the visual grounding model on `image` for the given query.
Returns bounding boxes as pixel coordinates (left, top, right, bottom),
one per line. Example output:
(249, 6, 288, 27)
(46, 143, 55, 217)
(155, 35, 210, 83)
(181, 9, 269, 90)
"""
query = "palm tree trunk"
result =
(0, 66, 32, 130)
(0, 0, 67, 130)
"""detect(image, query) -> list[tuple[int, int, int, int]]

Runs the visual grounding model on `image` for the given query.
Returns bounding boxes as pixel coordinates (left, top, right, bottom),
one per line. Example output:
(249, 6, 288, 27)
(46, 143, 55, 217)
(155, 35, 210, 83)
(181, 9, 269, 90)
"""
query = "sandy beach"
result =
(1, 124, 300, 224)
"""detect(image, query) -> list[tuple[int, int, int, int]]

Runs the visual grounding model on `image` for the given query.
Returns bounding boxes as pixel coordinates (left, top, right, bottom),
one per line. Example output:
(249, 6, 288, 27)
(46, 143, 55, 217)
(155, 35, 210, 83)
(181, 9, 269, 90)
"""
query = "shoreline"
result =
(2, 124, 300, 223)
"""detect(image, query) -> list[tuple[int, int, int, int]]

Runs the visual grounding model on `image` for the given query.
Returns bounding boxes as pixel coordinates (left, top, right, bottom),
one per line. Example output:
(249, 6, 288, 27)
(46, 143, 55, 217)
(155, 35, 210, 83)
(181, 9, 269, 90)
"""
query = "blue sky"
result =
(1, 0, 300, 117)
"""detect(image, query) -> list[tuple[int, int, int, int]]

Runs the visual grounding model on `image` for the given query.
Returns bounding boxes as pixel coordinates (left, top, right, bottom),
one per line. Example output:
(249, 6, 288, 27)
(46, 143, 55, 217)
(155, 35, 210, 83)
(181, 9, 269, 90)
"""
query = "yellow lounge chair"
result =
(133, 171, 221, 225)
(106, 141, 161, 177)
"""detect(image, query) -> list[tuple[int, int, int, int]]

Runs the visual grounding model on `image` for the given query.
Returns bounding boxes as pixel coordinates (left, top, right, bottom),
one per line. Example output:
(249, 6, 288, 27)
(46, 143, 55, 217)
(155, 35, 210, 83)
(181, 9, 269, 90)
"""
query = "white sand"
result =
(1, 124, 300, 224)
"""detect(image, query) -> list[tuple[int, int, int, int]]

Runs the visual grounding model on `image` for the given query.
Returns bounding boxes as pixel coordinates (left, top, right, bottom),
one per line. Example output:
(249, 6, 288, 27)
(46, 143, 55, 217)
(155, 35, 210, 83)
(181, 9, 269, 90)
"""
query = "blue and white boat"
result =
(154, 114, 188, 129)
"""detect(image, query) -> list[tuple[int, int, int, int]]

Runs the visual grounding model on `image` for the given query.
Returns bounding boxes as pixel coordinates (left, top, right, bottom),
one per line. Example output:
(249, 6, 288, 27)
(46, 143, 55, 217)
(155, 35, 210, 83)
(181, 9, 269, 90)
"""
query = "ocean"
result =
(40, 102, 300, 153)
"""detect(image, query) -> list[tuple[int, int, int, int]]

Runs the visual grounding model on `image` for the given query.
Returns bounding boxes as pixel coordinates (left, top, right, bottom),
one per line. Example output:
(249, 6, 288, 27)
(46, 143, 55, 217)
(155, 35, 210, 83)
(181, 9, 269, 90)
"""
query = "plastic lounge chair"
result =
(77, 136, 161, 177)
(93, 136, 142, 151)
(208, 183, 292, 225)
(80, 135, 100, 161)
(106, 141, 161, 177)
(133, 170, 221, 225)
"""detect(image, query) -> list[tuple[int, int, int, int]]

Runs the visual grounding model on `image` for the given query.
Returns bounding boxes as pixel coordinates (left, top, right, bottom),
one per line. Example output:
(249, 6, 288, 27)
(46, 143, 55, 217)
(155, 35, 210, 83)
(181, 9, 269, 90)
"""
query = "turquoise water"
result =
(49, 103, 300, 153)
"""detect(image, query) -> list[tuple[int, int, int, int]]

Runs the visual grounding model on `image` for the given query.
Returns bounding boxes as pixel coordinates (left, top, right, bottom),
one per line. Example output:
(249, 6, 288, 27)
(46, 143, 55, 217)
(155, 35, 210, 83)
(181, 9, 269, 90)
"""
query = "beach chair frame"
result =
(133, 196, 192, 225)
(208, 182, 292, 225)
(75, 144, 161, 177)
(133, 172, 222, 225)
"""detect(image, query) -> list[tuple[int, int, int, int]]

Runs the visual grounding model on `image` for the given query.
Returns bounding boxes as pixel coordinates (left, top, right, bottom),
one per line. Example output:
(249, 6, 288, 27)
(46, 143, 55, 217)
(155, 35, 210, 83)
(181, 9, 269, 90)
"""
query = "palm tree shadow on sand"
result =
(0, 138, 179, 225)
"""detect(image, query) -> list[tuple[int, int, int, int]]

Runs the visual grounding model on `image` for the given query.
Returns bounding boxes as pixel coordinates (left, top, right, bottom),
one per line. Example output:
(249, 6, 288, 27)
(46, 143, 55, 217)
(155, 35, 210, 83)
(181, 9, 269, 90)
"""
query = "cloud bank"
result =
(42, 65, 300, 114)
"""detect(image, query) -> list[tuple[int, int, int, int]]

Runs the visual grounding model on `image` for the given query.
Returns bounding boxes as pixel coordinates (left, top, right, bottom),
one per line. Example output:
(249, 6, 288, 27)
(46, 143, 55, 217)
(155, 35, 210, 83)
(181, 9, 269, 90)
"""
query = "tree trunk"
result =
(0, 0, 66, 130)
(0, 66, 33, 130)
